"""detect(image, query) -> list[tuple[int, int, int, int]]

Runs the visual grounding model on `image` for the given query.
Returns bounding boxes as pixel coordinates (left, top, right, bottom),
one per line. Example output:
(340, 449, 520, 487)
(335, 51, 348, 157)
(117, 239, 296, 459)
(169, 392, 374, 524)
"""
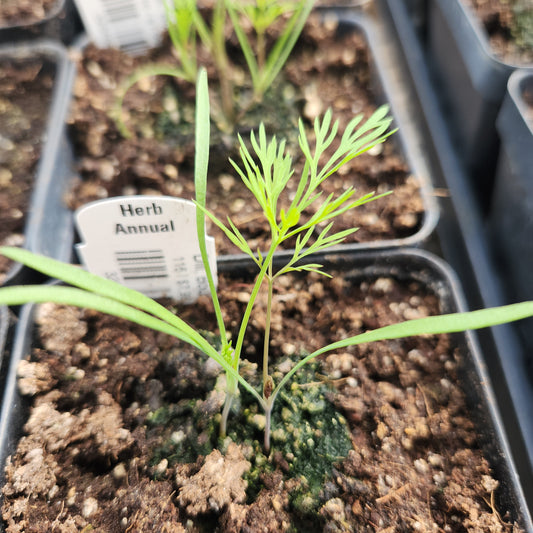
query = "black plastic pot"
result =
(0, 40, 76, 288)
(0, 0, 81, 44)
(0, 249, 531, 529)
(71, 9, 439, 267)
(425, 0, 533, 211)
(489, 69, 533, 355)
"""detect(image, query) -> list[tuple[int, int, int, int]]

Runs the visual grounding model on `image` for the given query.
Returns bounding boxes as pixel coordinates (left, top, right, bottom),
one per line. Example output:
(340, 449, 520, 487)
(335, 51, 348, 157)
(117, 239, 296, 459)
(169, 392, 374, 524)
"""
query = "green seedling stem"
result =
(116, 0, 316, 136)
(1, 69, 533, 454)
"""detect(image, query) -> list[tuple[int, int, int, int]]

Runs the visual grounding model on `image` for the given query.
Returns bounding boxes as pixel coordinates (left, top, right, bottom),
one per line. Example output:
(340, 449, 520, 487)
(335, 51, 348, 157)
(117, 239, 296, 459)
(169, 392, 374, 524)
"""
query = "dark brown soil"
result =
(1, 267, 524, 531)
(66, 13, 424, 256)
(0, 55, 55, 282)
(463, 0, 533, 64)
(0, 0, 59, 26)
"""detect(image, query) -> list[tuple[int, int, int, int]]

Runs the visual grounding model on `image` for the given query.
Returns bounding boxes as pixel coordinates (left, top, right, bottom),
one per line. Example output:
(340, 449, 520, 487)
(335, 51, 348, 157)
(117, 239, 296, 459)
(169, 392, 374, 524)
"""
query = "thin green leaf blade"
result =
(0, 284, 211, 355)
(194, 68, 229, 344)
(0, 283, 264, 403)
(328, 302, 533, 350)
(0, 246, 180, 325)
(272, 301, 533, 402)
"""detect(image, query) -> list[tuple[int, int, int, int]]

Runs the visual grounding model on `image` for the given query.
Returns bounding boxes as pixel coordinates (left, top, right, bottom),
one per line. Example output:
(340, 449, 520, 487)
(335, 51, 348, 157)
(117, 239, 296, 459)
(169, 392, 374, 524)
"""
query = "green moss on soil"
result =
(146, 356, 352, 519)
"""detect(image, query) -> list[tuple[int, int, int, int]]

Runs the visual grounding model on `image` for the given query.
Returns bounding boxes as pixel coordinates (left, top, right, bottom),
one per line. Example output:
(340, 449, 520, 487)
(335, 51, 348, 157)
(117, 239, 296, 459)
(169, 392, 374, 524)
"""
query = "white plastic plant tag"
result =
(75, 196, 217, 303)
(73, 0, 168, 55)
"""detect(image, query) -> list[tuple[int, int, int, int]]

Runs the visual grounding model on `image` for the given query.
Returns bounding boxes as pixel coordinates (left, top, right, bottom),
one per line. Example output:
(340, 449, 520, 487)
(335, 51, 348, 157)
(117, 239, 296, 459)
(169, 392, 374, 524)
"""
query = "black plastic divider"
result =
(490, 70, 533, 358)
(379, 0, 533, 519)
(0, 306, 15, 410)
(0, 303, 32, 498)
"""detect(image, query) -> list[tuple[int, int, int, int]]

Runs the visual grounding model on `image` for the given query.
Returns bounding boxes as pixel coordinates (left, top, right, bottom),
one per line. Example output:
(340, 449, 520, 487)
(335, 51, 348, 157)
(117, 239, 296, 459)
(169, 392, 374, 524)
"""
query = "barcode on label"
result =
(73, 0, 168, 55)
(103, 0, 139, 23)
(116, 249, 168, 280)
(75, 196, 216, 302)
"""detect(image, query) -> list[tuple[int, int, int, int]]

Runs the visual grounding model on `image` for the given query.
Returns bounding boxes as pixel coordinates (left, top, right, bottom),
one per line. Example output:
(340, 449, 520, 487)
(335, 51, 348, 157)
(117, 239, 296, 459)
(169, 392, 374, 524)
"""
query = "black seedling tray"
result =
(381, 0, 533, 516)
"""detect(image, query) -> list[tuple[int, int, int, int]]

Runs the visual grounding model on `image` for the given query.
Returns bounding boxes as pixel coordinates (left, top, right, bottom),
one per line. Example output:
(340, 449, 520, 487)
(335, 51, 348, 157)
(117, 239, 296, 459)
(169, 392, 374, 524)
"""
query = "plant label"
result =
(72, 0, 167, 55)
(75, 196, 217, 303)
